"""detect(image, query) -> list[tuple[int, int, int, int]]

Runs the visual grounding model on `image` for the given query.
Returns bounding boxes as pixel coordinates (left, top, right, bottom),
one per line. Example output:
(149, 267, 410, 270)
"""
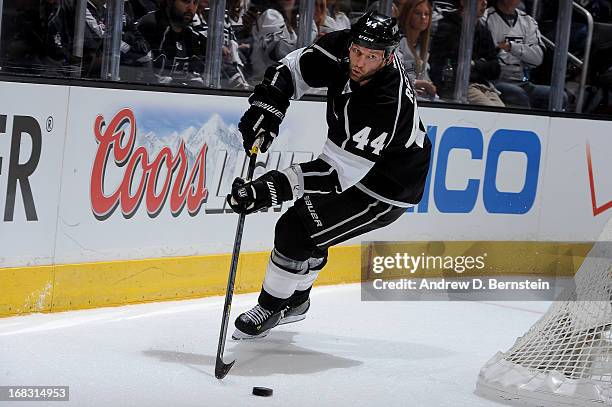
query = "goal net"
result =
(476, 220, 612, 406)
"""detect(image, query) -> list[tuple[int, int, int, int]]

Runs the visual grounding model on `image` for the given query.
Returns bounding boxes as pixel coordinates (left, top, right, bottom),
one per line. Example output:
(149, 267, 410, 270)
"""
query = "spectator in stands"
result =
(121, 2, 155, 82)
(430, 0, 459, 39)
(546, 0, 612, 112)
(319, 0, 351, 36)
(0, 0, 109, 77)
(47, 0, 151, 80)
(484, 0, 561, 109)
(245, 0, 316, 82)
(430, 0, 505, 106)
(45, 0, 78, 72)
(315, 0, 329, 38)
(227, 0, 247, 25)
(191, 0, 250, 88)
(538, 0, 612, 59)
(81, 0, 109, 76)
(138, 0, 207, 85)
(397, 0, 437, 100)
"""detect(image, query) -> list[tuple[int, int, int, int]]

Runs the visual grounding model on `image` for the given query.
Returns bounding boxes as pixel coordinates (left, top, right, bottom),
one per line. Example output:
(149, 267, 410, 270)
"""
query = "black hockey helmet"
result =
(350, 11, 401, 58)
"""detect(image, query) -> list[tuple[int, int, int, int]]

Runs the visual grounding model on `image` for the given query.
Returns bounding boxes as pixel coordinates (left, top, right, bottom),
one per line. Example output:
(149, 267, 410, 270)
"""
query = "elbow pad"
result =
(260, 63, 295, 104)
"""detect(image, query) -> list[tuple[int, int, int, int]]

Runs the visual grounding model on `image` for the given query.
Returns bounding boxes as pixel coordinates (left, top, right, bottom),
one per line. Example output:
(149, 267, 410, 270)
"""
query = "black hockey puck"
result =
(252, 387, 273, 397)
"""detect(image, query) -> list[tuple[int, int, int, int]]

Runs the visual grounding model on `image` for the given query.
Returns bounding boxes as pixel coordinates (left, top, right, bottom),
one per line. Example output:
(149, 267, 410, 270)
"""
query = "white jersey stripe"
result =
(301, 168, 335, 177)
(341, 97, 351, 148)
(270, 68, 281, 86)
(316, 204, 394, 247)
(355, 183, 415, 208)
(386, 56, 404, 148)
(313, 44, 340, 62)
(311, 201, 379, 238)
(303, 189, 334, 195)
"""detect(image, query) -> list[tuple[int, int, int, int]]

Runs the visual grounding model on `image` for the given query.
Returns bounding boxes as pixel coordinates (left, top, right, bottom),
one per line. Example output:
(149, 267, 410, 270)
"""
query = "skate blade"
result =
(278, 314, 306, 325)
(231, 328, 271, 340)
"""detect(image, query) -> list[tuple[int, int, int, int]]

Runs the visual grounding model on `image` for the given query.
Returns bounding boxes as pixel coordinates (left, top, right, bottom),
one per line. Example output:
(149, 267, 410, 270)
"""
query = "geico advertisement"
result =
(368, 108, 551, 243)
(416, 110, 544, 215)
(0, 82, 68, 267)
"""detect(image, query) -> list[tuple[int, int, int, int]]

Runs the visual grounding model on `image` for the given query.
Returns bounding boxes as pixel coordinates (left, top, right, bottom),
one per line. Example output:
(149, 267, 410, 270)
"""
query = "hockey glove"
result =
(227, 170, 293, 214)
(238, 68, 291, 155)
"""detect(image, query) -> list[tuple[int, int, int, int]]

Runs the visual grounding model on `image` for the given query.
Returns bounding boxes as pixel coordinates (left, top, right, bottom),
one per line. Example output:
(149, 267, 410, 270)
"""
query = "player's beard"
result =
(169, 6, 194, 28)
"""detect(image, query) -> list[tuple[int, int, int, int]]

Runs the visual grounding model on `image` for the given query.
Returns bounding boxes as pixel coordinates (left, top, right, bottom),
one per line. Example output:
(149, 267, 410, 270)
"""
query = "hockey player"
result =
(227, 12, 432, 339)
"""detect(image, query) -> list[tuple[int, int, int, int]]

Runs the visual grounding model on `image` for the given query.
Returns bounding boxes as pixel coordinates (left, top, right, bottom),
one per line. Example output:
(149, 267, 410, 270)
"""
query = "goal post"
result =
(476, 220, 612, 407)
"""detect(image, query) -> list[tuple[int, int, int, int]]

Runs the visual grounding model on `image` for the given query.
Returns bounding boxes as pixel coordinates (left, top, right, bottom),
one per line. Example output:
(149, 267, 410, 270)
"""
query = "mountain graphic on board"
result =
(137, 113, 244, 191)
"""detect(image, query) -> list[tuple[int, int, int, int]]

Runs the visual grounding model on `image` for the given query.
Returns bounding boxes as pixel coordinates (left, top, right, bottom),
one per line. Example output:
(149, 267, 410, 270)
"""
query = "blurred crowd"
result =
(0, 0, 351, 87)
(1, 0, 611, 113)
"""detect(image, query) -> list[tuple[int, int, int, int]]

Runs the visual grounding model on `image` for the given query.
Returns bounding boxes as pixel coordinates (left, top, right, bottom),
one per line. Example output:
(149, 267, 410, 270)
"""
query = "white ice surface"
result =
(0, 283, 552, 407)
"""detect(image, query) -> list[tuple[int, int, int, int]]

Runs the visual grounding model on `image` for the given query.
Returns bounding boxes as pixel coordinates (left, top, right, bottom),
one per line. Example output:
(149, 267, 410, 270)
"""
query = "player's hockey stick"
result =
(215, 143, 259, 380)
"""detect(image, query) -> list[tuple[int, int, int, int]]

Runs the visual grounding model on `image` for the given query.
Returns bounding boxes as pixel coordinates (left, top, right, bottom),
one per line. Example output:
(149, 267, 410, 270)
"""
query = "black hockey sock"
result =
(287, 287, 312, 307)
(258, 287, 289, 312)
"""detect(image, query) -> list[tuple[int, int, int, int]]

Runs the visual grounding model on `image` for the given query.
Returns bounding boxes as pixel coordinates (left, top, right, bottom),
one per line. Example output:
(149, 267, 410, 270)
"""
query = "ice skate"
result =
(232, 304, 282, 340)
(279, 298, 310, 325)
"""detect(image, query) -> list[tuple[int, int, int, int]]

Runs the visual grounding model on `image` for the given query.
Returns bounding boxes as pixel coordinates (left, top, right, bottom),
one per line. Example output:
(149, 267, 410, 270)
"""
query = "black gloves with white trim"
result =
(238, 64, 294, 155)
(227, 170, 293, 214)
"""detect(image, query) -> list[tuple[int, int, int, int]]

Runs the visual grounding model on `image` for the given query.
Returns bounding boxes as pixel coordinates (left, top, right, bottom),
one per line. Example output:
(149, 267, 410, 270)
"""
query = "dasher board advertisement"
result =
(0, 82, 68, 267)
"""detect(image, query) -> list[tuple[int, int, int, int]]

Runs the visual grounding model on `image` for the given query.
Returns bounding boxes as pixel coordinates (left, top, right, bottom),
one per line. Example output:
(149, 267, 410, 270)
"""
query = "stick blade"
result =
(215, 357, 236, 379)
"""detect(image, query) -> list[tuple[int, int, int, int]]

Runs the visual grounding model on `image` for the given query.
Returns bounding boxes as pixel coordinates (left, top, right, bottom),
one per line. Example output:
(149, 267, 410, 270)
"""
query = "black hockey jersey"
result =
(281, 30, 431, 206)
